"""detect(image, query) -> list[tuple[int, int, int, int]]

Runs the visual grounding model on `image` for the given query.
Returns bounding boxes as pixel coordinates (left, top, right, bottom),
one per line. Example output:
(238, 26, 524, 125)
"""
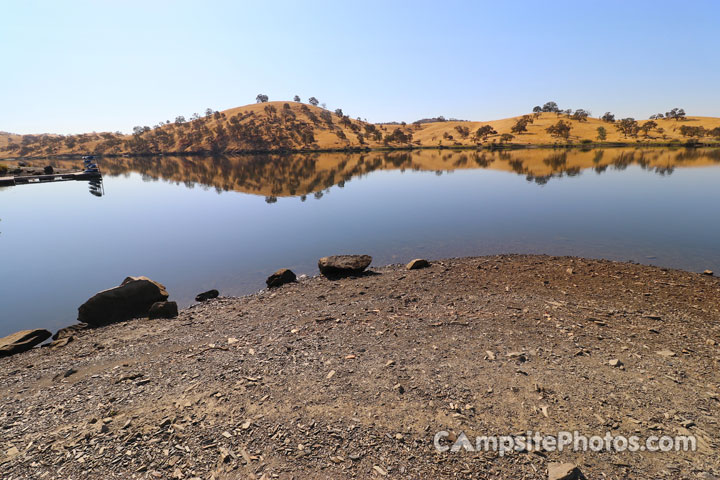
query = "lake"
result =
(1, 147, 719, 336)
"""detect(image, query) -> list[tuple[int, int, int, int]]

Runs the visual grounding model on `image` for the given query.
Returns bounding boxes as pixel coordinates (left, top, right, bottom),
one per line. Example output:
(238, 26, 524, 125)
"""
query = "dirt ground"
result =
(1, 255, 719, 479)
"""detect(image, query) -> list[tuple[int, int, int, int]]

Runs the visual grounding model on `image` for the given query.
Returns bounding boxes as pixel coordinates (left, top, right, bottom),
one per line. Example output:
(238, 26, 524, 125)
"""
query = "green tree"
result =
(615, 118, 639, 138)
(256, 94, 269, 103)
(499, 133, 515, 143)
(596, 126, 607, 141)
(475, 125, 497, 141)
(601, 112, 615, 123)
(546, 120, 572, 139)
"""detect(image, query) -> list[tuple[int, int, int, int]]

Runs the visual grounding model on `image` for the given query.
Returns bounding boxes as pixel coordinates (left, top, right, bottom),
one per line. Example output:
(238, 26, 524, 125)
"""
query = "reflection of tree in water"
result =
(543, 152, 567, 169)
(52, 146, 720, 200)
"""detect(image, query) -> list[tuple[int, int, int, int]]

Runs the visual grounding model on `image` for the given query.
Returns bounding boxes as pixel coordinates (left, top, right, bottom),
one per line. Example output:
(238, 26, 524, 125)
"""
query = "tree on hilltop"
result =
(541, 101, 560, 113)
(601, 112, 616, 123)
(666, 108, 686, 121)
(308, 97, 319, 106)
(335, 108, 343, 117)
(293, 95, 301, 102)
(572, 109, 590, 122)
(256, 94, 269, 103)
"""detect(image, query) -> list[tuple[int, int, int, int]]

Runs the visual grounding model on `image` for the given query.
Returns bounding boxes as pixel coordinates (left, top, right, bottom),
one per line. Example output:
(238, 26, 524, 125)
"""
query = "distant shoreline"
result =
(2, 140, 719, 162)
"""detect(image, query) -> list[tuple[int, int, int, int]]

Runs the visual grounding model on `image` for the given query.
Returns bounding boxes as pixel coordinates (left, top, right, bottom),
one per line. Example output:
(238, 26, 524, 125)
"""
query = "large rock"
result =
(0, 329, 52, 358)
(548, 463, 581, 480)
(52, 323, 89, 340)
(78, 276, 169, 326)
(406, 258, 430, 270)
(318, 255, 372, 276)
(148, 301, 178, 319)
(266, 268, 297, 288)
(195, 289, 219, 302)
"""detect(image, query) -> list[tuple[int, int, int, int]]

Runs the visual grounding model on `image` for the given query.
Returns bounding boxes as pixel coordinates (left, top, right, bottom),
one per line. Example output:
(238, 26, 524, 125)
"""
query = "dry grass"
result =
(1, 104, 719, 159)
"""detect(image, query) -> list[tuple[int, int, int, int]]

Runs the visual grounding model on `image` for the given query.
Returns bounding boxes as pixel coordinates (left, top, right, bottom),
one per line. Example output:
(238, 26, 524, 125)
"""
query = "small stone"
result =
(222, 431, 232, 438)
(656, 350, 676, 357)
(373, 465, 388, 476)
(326, 370, 336, 380)
(566, 267, 574, 275)
(548, 462, 581, 480)
(702, 270, 713, 276)
(609, 358, 623, 368)
(228, 337, 239, 345)
(345, 354, 356, 360)
(266, 268, 297, 288)
(406, 259, 430, 270)
(241, 420, 251, 430)
(6, 446, 20, 458)
(385, 360, 395, 367)
(393, 383, 405, 394)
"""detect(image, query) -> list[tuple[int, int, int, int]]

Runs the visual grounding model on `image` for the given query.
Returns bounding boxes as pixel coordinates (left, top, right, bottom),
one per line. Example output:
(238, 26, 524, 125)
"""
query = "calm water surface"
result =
(1, 147, 719, 336)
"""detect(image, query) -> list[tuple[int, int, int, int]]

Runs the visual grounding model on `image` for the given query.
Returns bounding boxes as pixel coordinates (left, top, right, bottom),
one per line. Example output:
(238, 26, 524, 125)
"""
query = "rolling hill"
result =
(2, 102, 720, 159)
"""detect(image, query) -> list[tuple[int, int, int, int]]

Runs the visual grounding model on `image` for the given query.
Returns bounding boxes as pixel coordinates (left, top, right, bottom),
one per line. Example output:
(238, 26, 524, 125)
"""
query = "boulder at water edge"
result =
(266, 268, 297, 288)
(148, 301, 179, 319)
(78, 276, 169, 326)
(0, 329, 52, 358)
(318, 255, 372, 276)
(195, 289, 219, 302)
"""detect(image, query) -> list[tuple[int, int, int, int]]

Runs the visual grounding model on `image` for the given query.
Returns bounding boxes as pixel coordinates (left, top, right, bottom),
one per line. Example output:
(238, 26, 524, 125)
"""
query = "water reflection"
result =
(26, 147, 720, 200)
(88, 178, 104, 197)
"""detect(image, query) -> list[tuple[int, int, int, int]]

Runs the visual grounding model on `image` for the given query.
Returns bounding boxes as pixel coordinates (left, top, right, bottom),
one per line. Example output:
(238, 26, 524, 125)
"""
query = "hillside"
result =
(2, 102, 720, 159)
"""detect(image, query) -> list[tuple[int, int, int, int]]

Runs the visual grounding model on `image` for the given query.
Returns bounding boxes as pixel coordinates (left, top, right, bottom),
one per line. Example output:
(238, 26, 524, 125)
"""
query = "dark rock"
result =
(148, 301, 178, 319)
(78, 276, 169, 326)
(52, 323, 89, 340)
(0, 329, 52, 357)
(318, 255, 372, 276)
(266, 268, 297, 288)
(44, 165, 54, 174)
(406, 259, 430, 270)
(195, 289, 219, 302)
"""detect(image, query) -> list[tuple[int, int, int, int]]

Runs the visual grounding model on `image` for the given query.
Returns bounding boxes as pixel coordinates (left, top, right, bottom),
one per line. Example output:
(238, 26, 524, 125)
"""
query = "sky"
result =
(1, 0, 719, 135)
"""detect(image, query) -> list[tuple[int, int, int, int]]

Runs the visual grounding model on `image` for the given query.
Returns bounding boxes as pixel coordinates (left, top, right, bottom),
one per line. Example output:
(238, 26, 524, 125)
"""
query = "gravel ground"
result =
(1, 254, 719, 479)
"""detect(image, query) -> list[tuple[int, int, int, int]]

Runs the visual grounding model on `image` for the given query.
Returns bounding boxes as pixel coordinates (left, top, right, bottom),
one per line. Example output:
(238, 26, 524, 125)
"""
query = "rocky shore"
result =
(1, 255, 719, 479)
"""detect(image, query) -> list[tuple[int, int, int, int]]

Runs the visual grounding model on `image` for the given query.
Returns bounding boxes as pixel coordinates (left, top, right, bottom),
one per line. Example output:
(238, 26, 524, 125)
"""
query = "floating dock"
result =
(0, 171, 101, 187)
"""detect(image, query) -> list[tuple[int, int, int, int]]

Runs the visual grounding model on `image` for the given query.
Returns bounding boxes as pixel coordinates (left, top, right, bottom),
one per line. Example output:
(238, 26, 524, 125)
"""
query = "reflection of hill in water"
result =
(32, 148, 720, 198)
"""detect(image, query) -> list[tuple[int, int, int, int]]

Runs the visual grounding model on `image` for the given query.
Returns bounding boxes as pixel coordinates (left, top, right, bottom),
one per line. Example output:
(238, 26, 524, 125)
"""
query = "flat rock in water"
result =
(78, 276, 169, 327)
(703, 270, 714, 276)
(406, 258, 430, 270)
(318, 255, 372, 276)
(266, 268, 297, 288)
(0, 329, 52, 357)
(548, 462, 581, 480)
(148, 301, 178, 319)
(195, 289, 219, 302)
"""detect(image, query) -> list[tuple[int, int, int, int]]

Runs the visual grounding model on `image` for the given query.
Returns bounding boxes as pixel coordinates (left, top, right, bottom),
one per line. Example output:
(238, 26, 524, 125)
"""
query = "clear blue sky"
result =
(2, 0, 719, 134)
